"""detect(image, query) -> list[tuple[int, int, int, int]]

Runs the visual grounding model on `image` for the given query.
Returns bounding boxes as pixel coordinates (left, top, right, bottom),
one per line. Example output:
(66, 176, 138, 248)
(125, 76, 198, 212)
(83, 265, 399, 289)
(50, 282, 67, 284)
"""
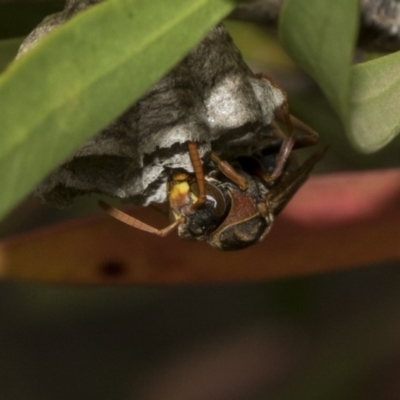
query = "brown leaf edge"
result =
(0, 169, 399, 285)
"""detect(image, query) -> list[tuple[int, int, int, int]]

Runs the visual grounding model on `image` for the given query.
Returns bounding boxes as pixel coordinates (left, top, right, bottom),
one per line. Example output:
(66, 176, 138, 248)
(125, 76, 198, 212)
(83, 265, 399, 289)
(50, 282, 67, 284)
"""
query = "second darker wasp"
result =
(99, 76, 325, 251)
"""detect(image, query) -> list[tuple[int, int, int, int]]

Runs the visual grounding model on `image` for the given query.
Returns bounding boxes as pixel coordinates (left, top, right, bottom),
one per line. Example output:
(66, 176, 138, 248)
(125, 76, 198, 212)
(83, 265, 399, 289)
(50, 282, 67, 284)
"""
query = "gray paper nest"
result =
(20, 0, 285, 207)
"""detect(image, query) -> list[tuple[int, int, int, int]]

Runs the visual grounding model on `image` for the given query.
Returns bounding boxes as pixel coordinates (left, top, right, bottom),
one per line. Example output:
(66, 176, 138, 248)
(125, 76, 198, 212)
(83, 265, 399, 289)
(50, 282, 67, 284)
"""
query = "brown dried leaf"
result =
(0, 169, 399, 285)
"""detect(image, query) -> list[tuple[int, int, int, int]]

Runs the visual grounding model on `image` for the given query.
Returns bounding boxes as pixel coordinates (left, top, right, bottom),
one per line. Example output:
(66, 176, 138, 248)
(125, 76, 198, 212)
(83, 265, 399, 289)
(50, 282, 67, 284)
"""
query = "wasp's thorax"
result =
(166, 146, 323, 251)
(167, 166, 274, 250)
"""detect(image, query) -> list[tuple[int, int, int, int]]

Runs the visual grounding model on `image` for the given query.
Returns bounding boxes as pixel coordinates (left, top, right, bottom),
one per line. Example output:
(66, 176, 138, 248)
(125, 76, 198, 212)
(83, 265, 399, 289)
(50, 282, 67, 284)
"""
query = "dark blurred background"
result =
(0, 2, 400, 400)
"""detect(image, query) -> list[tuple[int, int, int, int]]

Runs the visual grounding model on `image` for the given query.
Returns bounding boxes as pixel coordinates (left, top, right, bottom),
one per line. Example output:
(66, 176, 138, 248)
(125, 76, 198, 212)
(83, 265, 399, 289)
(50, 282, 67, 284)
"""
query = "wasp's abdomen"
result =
(206, 182, 272, 251)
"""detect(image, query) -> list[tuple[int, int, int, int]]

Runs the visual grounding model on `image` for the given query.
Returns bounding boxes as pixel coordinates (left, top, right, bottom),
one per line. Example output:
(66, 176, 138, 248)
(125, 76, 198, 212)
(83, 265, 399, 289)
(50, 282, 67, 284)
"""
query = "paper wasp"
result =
(99, 76, 324, 250)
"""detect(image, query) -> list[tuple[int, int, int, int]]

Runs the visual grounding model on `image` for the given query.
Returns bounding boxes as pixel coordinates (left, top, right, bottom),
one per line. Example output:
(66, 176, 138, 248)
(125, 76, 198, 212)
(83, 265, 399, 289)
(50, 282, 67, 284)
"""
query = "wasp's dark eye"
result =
(186, 202, 224, 237)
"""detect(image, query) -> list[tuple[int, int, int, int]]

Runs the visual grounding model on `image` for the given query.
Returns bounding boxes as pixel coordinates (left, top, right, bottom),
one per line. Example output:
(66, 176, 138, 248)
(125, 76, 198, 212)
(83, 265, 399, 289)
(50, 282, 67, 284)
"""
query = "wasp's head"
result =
(168, 171, 230, 241)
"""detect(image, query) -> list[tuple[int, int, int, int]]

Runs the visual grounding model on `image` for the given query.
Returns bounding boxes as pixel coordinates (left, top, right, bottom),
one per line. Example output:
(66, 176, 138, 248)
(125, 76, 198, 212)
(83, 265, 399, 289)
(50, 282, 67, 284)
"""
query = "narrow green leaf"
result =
(0, 0, 237, 221)
(279, 0, 400, 153)
(350, 53, 400, 152)
(279, 0, 359, 121)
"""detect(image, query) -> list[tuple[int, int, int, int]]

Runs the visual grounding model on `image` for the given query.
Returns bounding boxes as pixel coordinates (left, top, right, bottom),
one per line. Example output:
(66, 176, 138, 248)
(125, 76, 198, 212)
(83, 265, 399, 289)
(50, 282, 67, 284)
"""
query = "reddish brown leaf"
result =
(0, 169, 399, 285)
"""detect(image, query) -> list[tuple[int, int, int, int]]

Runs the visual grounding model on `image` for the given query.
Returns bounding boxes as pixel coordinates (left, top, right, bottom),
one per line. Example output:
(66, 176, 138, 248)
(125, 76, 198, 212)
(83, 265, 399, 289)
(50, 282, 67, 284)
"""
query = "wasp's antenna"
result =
(285, 114, 319, 147)
(210, 152, 248, 190)
(188, 141, 207, 209)
(99, 201, 181, 237)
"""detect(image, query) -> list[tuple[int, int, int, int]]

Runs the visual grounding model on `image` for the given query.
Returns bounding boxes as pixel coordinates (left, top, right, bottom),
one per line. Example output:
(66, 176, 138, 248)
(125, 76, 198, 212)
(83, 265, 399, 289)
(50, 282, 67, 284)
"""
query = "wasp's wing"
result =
(268, 147, 327, 216)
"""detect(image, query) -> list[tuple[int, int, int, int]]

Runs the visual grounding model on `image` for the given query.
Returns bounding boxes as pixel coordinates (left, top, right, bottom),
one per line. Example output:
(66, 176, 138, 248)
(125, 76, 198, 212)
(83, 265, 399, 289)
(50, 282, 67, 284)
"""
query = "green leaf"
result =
(350, 53, 400, 152)
(0, 0, 237, 221)
(279, 0, 359, 122)
(280, 0, 400, 153)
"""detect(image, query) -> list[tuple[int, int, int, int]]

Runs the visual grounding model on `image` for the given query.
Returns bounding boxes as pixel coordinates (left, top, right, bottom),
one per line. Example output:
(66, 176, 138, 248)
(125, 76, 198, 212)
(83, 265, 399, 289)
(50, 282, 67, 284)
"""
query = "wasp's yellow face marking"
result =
(169, 181, 190, 203)
(168, 172, 199, 220)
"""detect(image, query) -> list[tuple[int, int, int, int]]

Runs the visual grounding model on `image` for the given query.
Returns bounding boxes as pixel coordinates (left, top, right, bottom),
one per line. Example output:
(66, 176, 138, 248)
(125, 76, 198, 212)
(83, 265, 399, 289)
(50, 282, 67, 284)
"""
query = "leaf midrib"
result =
(0, 0, 232, 163)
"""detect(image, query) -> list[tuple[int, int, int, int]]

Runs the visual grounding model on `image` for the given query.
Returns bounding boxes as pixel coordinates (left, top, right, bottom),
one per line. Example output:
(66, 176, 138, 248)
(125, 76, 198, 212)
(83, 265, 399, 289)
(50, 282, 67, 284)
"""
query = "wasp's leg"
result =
(270, 102, 296, 182)
(210, 152, 248, 190)
(99, 201, 181, 237)
(262, 119, 319, 155)
(257, 74, 296, 183)
(267, 146, 328, 215)
(188, 141, 207, 209)
(259, 73, 318, 147)
(275, 111, 319, 148)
